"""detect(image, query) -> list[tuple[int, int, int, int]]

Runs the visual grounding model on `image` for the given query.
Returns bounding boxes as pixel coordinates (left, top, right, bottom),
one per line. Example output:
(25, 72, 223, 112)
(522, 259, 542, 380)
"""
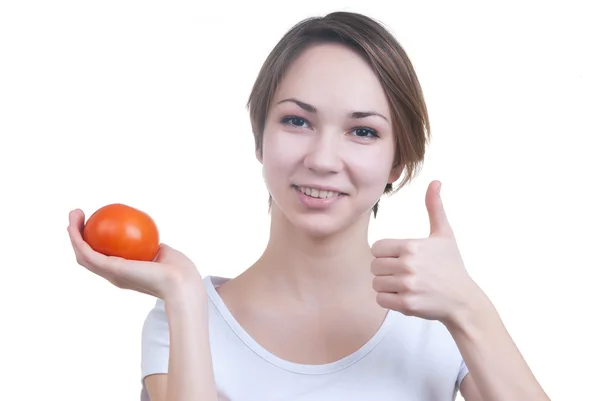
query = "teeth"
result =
(299, 186, 341, 199)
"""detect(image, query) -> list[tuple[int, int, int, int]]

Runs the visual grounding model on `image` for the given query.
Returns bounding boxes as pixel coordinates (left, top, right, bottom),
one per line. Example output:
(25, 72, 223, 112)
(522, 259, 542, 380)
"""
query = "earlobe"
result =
(255, 148, 263, 164)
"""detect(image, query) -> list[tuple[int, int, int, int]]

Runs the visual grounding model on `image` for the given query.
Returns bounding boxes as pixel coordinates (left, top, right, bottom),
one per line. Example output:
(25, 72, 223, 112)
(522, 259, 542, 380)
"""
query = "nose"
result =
(303, 131, 344, 174)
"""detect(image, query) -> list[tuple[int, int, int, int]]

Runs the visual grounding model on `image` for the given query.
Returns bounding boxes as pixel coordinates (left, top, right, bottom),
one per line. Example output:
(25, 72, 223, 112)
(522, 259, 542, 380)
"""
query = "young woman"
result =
(68, 11, 550, 401)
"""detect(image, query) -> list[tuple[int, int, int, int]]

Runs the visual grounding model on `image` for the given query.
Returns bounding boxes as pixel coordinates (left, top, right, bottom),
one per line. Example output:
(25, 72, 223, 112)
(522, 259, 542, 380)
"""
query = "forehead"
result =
(273, 42, 391, 118)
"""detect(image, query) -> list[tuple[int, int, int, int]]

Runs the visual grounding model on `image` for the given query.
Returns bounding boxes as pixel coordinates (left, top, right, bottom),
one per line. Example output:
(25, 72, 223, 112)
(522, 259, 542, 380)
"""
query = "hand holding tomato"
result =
(68, 207, 204, 300)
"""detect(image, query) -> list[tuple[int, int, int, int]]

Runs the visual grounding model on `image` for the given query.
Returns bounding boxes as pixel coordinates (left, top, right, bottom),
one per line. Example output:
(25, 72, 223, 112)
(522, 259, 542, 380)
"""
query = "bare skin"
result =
(214, 42, 549, 401)
(67, 209, 218, 401)
(70, 40, 550, 401)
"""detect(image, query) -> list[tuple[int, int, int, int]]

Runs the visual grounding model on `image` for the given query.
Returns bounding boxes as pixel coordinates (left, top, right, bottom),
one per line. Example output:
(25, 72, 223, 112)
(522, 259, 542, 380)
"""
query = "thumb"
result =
(153, 244, 195, 267)
(426, 180, 453, 237)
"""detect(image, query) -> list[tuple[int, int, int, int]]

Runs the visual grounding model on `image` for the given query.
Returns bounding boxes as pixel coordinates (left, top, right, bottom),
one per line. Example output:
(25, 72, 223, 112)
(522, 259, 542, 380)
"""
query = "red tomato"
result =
(83, 203, 160, 261)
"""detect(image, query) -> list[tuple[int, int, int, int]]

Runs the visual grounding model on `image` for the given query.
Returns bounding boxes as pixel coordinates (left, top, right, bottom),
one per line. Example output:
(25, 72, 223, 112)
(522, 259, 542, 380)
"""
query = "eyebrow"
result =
(276, 98, 389, 123)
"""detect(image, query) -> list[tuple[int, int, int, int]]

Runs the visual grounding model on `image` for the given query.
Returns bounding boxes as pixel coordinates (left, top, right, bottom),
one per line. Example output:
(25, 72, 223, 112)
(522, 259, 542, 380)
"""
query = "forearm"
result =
(447, 290, 549, 401)
(164, 286, 218, 401)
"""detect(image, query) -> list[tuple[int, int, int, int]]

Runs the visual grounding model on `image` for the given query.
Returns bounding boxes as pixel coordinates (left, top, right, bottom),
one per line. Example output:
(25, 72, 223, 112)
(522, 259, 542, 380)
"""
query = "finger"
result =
(68, 208, 85, 233)
(372, 238, 424, 259)
(372, 275, 402, 293)
(426, 180, 453, 237)
(372, 238, 413, 258)
(370, 257, 399, 276)
(67, 209, 85, 253)
(67, 209, 116, 267)
(67, 214, 116, 275)
(67, 217, 92, 261)
(154, 243, 193, 266)
(67, 216, 88, 265)
(375, 292, 407, 312)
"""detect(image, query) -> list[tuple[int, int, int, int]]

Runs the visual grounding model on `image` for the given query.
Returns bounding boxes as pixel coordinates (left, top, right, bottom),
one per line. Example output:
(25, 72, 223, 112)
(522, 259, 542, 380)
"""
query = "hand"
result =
(371, 180, 481, 326)
(67, 208, 204, 300)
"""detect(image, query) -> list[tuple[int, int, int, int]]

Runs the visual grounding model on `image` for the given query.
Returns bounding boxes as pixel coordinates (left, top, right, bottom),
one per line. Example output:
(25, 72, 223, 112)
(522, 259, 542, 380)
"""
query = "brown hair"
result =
(247, 11, 430, 217)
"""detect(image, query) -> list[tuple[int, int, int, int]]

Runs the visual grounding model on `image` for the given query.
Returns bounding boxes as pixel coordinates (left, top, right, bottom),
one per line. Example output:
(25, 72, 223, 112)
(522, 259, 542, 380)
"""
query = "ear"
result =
(388, 163, 403, 184)
(255, 148, 263, 164)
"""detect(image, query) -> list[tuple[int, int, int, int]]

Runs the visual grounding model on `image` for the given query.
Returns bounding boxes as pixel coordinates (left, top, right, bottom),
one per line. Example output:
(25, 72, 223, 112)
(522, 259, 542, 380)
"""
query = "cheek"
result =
(347, 144, 395, 186)
(261, 128, 307, 176)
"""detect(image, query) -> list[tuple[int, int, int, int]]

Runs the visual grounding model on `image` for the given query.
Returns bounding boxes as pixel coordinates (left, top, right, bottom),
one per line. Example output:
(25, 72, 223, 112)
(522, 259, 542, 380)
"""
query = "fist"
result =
(371, 180, 479, 325)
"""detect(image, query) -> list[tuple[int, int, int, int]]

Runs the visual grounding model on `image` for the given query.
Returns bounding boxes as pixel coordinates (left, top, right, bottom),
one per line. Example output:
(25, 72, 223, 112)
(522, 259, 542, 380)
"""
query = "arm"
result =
(146, 281, 218, 401)
(448, 289, 550, 401)
(370, 182, 550, 400)
(66, 210, 218, 401)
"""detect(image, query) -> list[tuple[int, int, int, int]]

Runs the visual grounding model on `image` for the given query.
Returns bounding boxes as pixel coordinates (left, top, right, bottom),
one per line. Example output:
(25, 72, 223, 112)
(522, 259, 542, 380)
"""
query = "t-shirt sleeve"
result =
(141, 298, 170, 382)
(456, 358, 469, 389)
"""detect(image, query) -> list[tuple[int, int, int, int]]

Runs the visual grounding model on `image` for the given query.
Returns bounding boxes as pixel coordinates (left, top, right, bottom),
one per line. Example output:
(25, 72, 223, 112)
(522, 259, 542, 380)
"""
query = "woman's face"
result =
(259, 42, 401, 238)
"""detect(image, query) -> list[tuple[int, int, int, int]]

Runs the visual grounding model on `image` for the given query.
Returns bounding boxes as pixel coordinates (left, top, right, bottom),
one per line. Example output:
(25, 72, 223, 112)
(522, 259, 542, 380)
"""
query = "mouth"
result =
(292, 185, 347, 199)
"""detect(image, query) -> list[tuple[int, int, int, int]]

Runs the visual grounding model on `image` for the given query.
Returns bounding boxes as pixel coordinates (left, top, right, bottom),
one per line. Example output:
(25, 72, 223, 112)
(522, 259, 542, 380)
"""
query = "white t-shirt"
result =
(141, 276, 469, 401)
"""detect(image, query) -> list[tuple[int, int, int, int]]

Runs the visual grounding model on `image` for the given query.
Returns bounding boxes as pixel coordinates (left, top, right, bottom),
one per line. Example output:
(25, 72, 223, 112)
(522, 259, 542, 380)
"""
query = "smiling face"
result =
(258, 42, 402, 238)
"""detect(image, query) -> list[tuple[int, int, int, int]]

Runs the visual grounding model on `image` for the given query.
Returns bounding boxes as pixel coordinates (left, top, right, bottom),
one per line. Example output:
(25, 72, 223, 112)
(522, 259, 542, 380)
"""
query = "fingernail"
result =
(438, 182, 442, 194)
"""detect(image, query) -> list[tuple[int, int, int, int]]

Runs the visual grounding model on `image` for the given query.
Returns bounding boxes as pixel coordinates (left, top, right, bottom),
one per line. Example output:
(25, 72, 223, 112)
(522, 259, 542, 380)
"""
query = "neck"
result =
(248, 206, 375, 304)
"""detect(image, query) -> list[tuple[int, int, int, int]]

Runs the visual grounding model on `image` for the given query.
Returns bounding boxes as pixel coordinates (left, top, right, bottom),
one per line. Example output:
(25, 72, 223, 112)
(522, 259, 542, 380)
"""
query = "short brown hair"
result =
(247, 11, 430, 217)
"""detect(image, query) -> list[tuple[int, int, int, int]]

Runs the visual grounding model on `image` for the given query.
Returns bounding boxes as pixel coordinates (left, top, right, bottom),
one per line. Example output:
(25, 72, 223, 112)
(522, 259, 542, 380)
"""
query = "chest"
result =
(207, 299, 463, 401)
(235, 303, 389, 365)
(209, 333, 460, 401)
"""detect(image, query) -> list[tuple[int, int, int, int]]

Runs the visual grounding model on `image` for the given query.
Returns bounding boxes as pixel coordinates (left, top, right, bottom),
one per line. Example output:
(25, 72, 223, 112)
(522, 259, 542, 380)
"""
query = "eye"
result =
(281, 116, 310, 129)
(351, 127, 380, 139)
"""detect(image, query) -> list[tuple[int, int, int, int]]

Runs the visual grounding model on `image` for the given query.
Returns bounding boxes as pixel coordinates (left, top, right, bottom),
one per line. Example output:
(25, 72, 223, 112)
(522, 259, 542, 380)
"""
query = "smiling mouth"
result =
(292, 185, 346, 199)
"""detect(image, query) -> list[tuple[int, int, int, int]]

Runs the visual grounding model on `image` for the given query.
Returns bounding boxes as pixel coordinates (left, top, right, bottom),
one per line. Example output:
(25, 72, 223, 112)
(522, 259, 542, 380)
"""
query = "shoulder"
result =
(384, 311, 466, 373)
(140, 298, 170, 380)
(373, 311, 469, 392)
(139, 277, 221, 384)
(141, 275, 227, 343)
(142, 298, 168, 339)
(140, 276, 232, 383)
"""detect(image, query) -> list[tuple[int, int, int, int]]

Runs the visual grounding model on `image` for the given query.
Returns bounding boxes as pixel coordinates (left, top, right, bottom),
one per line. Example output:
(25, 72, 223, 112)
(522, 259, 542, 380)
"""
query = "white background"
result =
(1, 1, 598, 400)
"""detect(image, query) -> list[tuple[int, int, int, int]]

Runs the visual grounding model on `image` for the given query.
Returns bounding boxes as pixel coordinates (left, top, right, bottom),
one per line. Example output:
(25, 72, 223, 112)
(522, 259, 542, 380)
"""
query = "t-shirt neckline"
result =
(204, 275, 398, 375)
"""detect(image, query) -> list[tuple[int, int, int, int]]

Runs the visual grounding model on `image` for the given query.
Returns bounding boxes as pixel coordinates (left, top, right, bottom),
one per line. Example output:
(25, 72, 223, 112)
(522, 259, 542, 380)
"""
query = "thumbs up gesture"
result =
(371, 180, 481, 326)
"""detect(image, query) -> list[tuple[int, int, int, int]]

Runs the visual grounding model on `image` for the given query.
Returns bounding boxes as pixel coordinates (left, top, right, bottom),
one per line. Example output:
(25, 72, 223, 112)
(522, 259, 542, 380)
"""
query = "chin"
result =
(289, 214, 350, 239)
(281, 204, 373, 240)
